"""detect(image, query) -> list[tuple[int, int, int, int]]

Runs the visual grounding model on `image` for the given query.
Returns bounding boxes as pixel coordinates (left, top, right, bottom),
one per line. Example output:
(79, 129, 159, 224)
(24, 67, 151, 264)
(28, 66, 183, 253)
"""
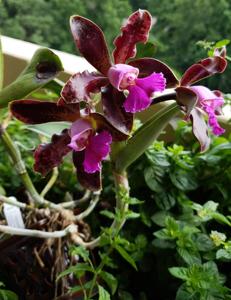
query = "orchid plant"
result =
(0, 8, 228, 299)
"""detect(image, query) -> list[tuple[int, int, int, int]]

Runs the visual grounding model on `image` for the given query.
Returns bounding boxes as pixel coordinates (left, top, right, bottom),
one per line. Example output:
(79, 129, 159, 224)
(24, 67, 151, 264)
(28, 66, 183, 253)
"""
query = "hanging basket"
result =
(0, 208, 91, 300)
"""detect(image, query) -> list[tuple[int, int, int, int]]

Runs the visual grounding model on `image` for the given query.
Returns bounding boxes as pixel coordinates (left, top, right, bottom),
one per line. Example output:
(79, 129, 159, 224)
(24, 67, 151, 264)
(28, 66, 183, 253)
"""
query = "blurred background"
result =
(0, 0, 231, 91)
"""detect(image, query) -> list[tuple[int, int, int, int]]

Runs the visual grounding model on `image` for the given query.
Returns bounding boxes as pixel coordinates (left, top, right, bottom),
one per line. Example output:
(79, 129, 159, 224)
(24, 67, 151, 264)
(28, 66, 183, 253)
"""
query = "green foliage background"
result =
(1, 0, 231, 90)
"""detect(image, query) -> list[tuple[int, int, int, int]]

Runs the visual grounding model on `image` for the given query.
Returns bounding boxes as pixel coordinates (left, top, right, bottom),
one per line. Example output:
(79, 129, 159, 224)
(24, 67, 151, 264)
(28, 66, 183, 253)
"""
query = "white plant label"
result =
(3, 203, 25, 228)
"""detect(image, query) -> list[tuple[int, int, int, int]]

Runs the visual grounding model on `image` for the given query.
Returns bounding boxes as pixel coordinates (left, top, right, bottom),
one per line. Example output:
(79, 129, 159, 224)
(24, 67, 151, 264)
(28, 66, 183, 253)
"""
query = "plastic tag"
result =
(3, 203, 25, 228)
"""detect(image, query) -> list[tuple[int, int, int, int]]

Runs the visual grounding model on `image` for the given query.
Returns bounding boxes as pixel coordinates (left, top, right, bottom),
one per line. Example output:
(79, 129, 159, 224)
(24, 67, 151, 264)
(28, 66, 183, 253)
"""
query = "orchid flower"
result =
(61, 10, 178, 134)
(68, 118, 112, 173)
(176, 53, 227, 151)
(10, 99, 128, 190)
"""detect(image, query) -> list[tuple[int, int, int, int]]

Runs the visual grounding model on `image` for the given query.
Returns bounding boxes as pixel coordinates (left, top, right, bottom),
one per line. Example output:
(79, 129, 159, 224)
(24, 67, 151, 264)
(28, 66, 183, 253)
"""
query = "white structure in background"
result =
(1, 35, 95, 84)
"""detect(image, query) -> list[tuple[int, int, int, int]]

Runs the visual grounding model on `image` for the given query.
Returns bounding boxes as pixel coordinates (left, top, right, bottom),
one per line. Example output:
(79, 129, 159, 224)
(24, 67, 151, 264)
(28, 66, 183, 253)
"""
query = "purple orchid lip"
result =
(190, 85, 225, 136)
(68, 118, 112, 174)
(68, 118, 93, 152)
(108, 63, 166, 113)
(83, 130, 112, 173)
(108, 64, 139, 91)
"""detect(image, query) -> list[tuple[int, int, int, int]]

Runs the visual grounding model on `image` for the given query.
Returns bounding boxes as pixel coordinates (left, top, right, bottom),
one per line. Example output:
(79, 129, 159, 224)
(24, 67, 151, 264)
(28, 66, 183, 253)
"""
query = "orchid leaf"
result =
(70, 15, 111, 75)
(25, 122, 70, 138)
(115, 103, 180, 172)
(44, 78, 64, 95)
(10, 100, 80, 124)
(0, 48, 63, 108)
(0, 36, 3, 91)
(113, 9, 152, 64)
(129, 58, 179, 88)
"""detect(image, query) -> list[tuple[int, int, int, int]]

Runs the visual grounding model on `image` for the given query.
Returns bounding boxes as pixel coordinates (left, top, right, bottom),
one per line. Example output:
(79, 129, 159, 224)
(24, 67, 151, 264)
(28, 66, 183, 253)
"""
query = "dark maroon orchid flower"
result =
(61, 10, 178, 134)
(176, 53, 227, 151)
(10, 99, 128, 190)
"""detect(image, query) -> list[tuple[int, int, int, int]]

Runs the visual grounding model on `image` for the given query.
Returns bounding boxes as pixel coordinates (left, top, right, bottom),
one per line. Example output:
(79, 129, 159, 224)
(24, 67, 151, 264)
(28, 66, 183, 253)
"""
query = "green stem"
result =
(87, 171, 129, 299)
(88, 248, 114, 299)
(40, 167, 58, 198)
(151, 91, 177, 104)
(111, 171, 129, 235)
(0, 127, 44, 205)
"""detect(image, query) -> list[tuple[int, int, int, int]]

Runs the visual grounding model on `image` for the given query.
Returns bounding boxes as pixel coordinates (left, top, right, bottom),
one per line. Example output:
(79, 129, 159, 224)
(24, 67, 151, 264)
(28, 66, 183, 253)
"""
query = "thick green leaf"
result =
(44, 78, 64, 95)
(98, 285, 111, 300)
(115, 103, 180, 172)
(0, 36, 3, 91)
(100, 271, 118, 295)
(24, 121, 70, 138)
(0, 48, 63, 108)
(115, 244, 137, 270)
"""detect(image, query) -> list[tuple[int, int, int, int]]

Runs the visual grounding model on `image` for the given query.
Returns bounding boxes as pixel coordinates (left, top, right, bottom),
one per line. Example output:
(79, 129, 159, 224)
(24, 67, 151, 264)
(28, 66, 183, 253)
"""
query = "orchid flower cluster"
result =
(10, 10, 227, 190)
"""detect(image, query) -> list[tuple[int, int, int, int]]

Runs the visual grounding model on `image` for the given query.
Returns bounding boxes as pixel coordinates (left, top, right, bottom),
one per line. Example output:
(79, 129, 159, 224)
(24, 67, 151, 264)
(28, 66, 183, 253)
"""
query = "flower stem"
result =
(75, 191, 100, 221)
(40, 167, 58, 198)
(151, 90, 177, 104)
(60, 190, 91, 209)
(111, 171, 129, 234)
(0, 127, 44, 205)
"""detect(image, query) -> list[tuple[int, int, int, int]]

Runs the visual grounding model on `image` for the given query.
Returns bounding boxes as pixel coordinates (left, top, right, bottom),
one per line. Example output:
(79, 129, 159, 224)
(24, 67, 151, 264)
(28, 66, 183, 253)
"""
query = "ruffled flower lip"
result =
(68, 119, 112, 173)
(108, 63, 166, 113)
(190, 85, 225, 136)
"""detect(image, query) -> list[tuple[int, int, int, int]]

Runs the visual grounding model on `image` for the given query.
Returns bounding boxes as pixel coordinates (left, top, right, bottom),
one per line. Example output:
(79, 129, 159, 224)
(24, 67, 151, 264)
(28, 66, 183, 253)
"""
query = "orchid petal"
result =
(124, 85, 151, 113)
(10, 100, 80, 124)
(190, 86, 225, 136)
(68, 119, 93, 151)
(136, 72, 166, 96)
(176, 86, 198, 117)
(34, 129, 71, 176)
(90, 113, 129, 141)
(73, 151, 101, 191)
(190, 109, 210, 152)
(129, 58, 179, 88)
(113, 10, 152, 64)
(61, 71, 108, 103)
(108, 64, 139, 90)
(83, 131, 112, 173)
(180, 56, 227, 86)
(70, 16, 111, 75)
(102, 85, 133, 134)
